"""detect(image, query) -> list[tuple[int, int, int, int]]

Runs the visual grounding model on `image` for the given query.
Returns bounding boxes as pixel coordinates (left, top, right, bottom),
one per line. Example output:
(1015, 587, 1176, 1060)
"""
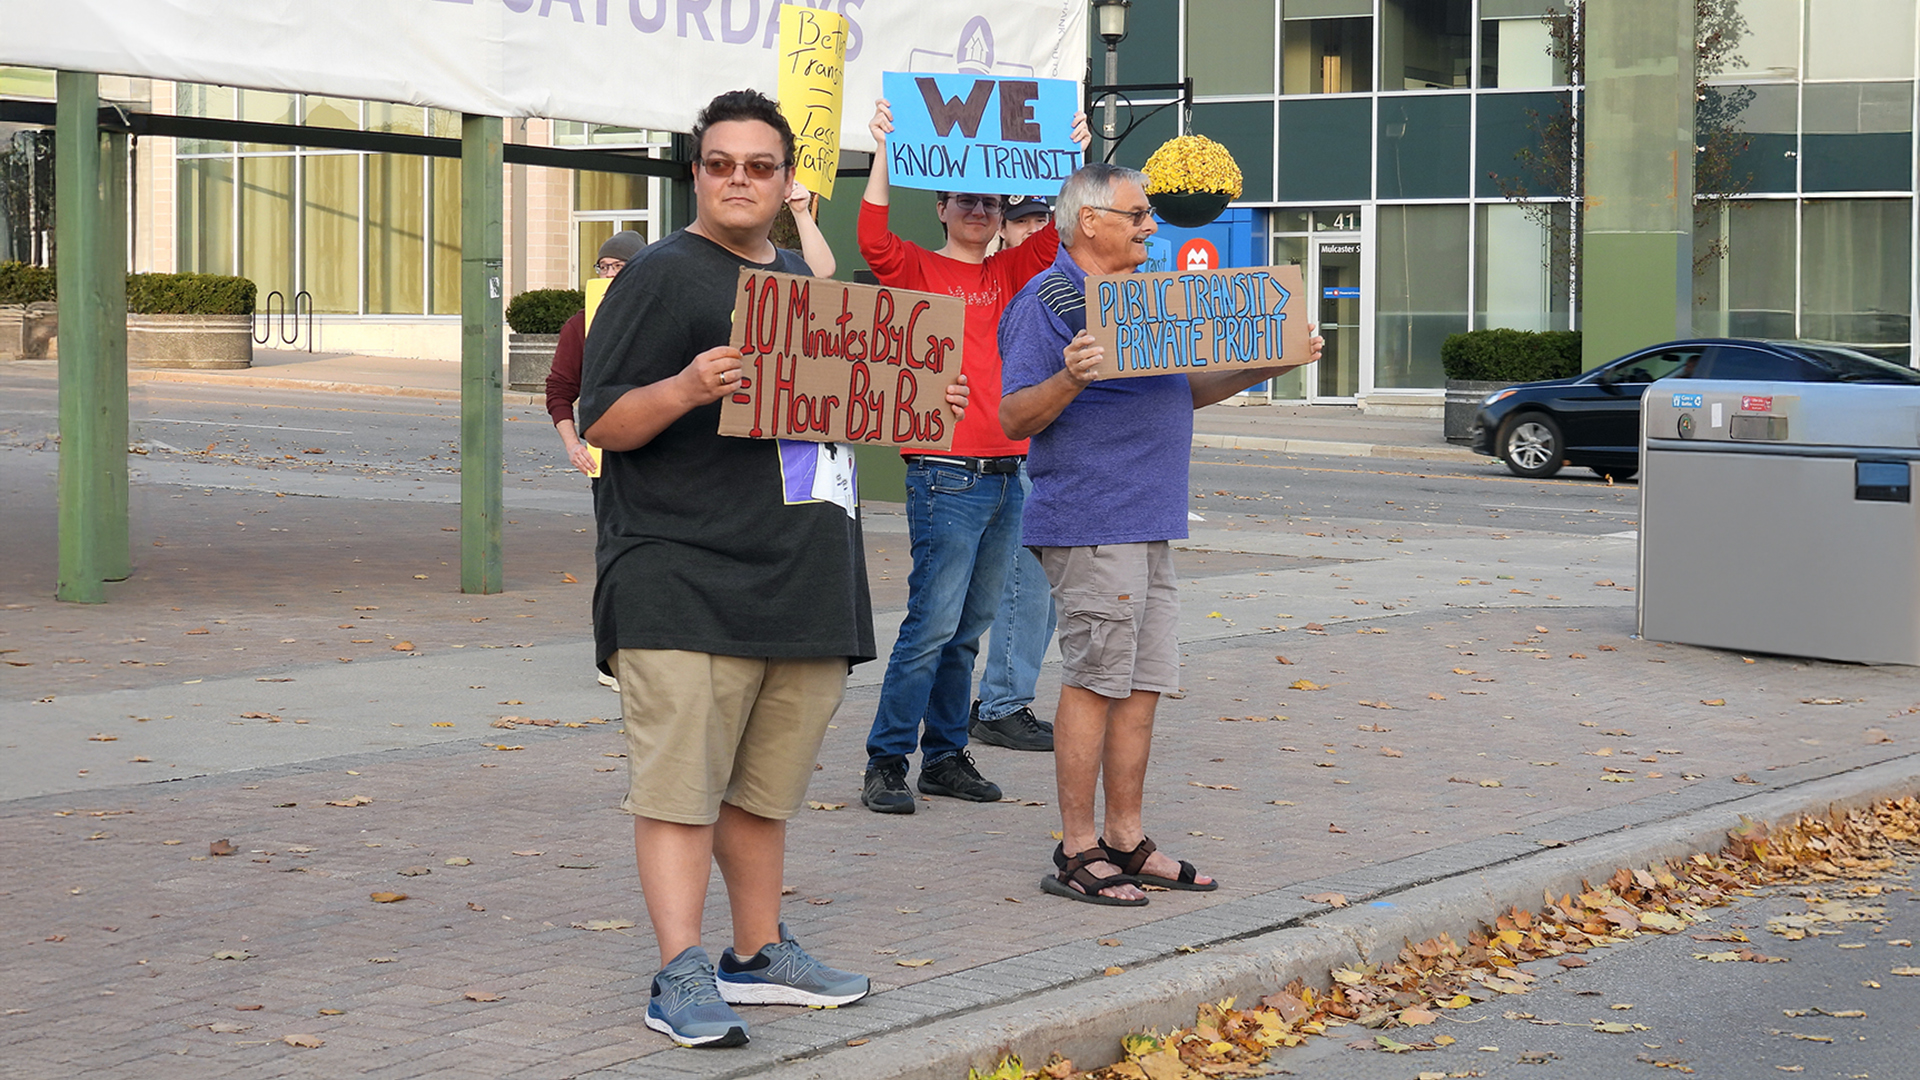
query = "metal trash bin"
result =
(1639, 378, 1920, 665)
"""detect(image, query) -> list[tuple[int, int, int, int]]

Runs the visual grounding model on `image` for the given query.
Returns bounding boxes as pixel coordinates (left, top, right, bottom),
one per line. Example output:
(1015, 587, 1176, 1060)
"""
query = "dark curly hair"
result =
(691, 89, 796, 166)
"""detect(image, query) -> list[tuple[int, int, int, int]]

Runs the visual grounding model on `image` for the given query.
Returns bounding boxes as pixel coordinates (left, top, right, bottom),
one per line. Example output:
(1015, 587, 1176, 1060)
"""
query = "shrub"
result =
(126, 272, 256, 314)
(505, 289, 584, 334)
(0, 261, 56, 304)
(1441, 329, 1583, 383)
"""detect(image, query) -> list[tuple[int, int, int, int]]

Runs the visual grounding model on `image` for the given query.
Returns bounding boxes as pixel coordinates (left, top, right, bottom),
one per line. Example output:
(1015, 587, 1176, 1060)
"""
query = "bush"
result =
(0, 264, 256, 312)
(0, 261, 56, 304)
(1441, 329, 1583, 383)
(505, 289, 584, 334)
(126, 272, 255, 314)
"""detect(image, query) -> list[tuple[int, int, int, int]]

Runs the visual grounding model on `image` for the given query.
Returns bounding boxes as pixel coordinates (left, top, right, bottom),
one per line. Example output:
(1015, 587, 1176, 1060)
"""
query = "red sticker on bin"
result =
(1740, 395, 1773, 412)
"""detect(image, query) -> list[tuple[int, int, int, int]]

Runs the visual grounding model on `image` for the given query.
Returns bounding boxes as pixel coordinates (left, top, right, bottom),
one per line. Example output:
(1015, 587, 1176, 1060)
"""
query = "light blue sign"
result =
(881, 71, 1083, 197)
(1672, 393, 1703, 408)
(1322, 286, 1360, 299)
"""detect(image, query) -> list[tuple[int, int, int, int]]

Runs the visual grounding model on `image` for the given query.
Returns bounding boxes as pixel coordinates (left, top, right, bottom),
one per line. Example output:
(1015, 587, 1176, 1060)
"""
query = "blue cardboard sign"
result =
(880, 71, 1083, 197)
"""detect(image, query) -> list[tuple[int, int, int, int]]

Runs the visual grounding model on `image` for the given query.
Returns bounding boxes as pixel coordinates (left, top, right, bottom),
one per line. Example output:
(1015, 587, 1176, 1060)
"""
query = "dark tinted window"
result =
(1602, 347, 1706, 383)
(1783, 343, 1920, 384)
(1705, 345, 1813, 381)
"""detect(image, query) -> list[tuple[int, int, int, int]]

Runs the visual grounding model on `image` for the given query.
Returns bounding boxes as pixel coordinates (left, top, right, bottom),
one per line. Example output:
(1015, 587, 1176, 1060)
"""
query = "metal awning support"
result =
(460, 114, 504, 595)
(53, 71, 128, 603)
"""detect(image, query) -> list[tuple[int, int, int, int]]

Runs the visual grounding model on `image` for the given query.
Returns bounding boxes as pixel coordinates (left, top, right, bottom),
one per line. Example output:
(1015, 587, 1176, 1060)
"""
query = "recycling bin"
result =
(1638, 378, 1920, 665)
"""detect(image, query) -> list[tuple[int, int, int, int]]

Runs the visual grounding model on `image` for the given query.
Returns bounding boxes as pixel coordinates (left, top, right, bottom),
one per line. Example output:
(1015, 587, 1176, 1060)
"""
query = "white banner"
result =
(3, 0, 1085, 153)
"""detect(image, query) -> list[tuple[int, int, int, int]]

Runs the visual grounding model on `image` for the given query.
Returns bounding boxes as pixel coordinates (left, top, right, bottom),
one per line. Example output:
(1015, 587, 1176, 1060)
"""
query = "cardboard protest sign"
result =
(579, 277, 613, 477)
(1084, 265, 1310, 380)
(777, 7, 847, 199)
(881, 71, 1082, 197)
(719, 269, 965, 451)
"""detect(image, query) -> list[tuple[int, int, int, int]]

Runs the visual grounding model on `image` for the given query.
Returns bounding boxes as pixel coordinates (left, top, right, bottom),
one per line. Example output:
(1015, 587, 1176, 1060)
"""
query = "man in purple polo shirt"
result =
(998, 163, 1322, 905)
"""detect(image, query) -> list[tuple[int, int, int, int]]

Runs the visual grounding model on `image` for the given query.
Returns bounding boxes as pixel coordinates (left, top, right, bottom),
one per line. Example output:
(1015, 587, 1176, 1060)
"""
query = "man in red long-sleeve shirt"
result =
(857, 98, 1086, 814)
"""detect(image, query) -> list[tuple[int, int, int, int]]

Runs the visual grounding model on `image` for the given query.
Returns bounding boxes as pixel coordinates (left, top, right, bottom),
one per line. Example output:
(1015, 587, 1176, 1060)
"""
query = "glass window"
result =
(1802, 198, 1911, 348)
(430, 157, 461, 315)
(366, 155, 425, 315)
(577, 170, 649, 213)
(240, 91, 297, 155)
(1802, 82, 1913, 193)
(1281, 16, 1372, 94)
(1603, 347, 1706, 383)
(1189, 101, 1275, 202)
(428, 110, 463, 139)
(175, 84, 235, 155)
(1382, 0, 1471, 91)
(1704, 344, 1809, 380)
(1276, 97, 1370, 201)
(1376, 204, 1469, 389)
(1479, 3, 1570, 89)
(1808, 0, 1914, 80)
(1475, 202, 1570, 331)
(1717, 0, 1801, 80)
(1378, 94, 1469, 198)
(303, 153, 360, 313)
(367, 104, 427, 136)
(1188, 0, 1276, 95)
(1101, 0, 1179, 85)
(0, 66, 56, 100)
(1715, 84, 1798, 194)
(239, 153, 295, 298)
(1477, 91, 1571, 198)
(1694, 199, 1796, 339)
(176, 157, 235, 276)
(301, 96, 360, 131)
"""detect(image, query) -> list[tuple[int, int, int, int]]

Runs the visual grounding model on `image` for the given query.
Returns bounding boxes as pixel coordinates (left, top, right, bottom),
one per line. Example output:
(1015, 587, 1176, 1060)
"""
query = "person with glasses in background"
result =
(577, 89, 967, 1050)
(855, 98, 1088, 816)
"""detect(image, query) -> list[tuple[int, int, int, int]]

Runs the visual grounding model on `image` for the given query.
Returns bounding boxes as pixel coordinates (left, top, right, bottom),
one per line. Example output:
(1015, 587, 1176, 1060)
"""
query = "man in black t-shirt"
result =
(577, 90, 972, 1050)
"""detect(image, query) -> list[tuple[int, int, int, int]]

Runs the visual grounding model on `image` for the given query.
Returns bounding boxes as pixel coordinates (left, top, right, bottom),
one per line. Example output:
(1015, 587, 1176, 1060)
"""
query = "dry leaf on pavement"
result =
(1304, 892, 1348, 907)
(369, 892, 408, 903)
(282, 1034, 324, 1048)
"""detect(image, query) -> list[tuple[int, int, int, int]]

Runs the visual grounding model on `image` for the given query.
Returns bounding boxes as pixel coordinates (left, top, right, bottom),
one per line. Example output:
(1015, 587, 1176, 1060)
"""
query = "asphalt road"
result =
(1262, 857, 1919, 1079)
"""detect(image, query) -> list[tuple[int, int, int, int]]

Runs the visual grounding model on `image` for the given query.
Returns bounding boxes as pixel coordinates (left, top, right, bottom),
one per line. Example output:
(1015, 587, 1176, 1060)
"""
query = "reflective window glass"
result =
(1476, 91, 1571, 198)
(577, 171, 649, 213)
(1475, 202, 1570, 331)
(1703, 345, 1805, 380)
(366, 154, 425, 315)
(367, 104, 427, 136)
(1276, 97, 1370, 201)
(1188, 0, 1276, 95)
(1281, 16, 1372, 94)
(430, 157, 461, 315)
(240, 153, 296, 301)
(1479, 3, 1570, 89)
(1189, 101, 1274, 203)
(1375, 204, 1469, 389)
(1383, 0, 1471, 91)
(0, 66, 55, 100)
(1378, 94, 1469, 198)
(1809, 0, 1914, 79)
(1717, 0, 1801, 80)
(1802, 82, 1913, 193)
(302, 153, 359, 313)
(1694, 199, 1796, 338)
(1802, 198, 1912, 348)
(176, 157, 235, 276)
(1716, 84, 1798, 194)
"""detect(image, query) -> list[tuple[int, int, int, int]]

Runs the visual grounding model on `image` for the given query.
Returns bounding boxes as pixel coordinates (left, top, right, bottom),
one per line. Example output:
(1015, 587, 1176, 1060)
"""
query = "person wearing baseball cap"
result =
(999, 195, 1052, 250)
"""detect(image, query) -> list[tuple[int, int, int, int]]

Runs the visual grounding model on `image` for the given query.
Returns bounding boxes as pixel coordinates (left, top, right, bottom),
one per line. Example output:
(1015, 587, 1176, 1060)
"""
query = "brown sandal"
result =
(1041, 846, 1147, 906)
(1099, 835, 1218, 891)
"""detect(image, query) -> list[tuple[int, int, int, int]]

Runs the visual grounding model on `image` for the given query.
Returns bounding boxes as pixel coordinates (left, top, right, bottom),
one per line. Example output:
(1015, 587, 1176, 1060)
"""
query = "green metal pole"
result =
(459, 114, 504, 594)
(54, 71, 129, 603)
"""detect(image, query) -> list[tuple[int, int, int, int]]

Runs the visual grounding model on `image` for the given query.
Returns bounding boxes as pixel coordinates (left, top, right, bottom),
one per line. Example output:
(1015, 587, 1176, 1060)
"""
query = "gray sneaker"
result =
(969, 701, 1055, 752)
(717, 923, 870, 1008)
(917, 749, 1003, 802)
(646, 946, 749, 1048)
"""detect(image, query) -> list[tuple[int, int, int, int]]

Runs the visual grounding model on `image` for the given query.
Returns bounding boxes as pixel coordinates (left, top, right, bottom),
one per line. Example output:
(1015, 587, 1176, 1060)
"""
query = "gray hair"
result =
(1054, 163, 1149, 248)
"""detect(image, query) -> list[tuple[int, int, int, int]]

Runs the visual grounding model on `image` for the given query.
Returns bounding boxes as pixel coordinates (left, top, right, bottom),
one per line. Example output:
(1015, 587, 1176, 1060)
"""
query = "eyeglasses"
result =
(943, 194, 1003, 214)
(595, 259, 625, 276)
(1087, 205, 1153, 227)
(698, 155, 788, 180)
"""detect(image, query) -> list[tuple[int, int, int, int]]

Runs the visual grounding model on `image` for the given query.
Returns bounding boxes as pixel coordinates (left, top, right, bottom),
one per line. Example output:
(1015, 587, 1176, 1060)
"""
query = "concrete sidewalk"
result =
(4, 358, 1915, 1080)
(111, 347, 1492, 464)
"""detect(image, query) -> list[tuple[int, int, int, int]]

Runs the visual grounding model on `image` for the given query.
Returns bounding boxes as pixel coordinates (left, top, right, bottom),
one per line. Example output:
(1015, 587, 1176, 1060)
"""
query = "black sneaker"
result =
(917, 749, 1003, 802)
(861, 758, 915, 814)
(969, 702, 1055, 752)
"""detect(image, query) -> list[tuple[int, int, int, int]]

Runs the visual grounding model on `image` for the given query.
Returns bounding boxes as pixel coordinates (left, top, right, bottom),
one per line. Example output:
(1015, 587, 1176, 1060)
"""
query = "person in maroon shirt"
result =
(857, 98, 1087, 814)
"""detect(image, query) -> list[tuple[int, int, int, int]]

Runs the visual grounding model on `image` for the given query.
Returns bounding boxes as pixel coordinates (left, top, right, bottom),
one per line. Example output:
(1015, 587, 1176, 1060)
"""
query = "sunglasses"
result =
(943, 194, 1004, 214)
(699, 155, 788, 180)
(1088, 205, 1154, 227)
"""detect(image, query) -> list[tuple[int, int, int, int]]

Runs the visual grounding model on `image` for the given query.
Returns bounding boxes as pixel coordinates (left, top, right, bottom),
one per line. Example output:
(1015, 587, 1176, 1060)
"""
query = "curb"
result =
(600, 752, 1920, 1080)
(1191, 431, 1490, 465)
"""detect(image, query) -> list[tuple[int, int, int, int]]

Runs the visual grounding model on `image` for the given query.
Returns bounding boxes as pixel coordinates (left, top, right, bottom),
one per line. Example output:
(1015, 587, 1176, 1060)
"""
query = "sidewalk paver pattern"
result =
(3, 357, 1916, 1080)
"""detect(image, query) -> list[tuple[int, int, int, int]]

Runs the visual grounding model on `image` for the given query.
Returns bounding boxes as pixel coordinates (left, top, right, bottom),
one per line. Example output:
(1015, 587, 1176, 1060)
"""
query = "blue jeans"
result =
(865, 460, 1023, 767)
(978, 466, 1055, 722)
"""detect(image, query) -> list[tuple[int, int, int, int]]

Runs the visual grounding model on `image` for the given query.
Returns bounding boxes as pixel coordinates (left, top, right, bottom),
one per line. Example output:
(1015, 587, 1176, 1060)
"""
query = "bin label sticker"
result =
(1672, 393, 1702, 408)
(1741, 395, 1773, 412)
(1712, 402, 1723, 427)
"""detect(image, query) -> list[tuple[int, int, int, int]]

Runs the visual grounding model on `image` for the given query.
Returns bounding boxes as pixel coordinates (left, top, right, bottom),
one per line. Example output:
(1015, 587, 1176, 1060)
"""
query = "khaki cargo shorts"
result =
(1034, 541, 1180, 700)
(615, 649, 847, 824)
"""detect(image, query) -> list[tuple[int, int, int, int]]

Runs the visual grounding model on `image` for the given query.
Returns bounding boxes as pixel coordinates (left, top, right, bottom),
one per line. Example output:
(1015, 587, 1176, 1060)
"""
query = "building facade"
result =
(1, 0, 1913, 405)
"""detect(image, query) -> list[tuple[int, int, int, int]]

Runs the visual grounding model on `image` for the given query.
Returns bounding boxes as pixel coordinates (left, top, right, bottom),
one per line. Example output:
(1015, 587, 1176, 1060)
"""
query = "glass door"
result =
(1310, 236, 1362, 401)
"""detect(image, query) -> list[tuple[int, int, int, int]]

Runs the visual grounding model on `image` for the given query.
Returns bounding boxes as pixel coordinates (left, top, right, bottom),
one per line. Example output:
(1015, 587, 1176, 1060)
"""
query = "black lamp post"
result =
(1092, 0, 1130, 158)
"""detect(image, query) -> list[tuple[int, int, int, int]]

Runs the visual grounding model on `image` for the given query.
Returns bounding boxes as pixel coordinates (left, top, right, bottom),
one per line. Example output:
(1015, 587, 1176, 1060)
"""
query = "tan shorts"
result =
(1034, 542, 1181, 700)
(615, 650, 848, 825)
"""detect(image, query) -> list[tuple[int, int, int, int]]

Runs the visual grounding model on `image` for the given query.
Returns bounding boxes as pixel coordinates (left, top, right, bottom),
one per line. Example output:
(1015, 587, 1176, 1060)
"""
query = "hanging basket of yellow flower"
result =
(1140, 134, 1242, 229)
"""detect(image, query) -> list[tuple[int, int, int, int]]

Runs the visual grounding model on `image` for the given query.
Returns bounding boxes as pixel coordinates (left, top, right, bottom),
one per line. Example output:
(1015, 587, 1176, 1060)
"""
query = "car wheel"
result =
(1500, 413, 1564, 478)
(1590, 466, 1637, 482)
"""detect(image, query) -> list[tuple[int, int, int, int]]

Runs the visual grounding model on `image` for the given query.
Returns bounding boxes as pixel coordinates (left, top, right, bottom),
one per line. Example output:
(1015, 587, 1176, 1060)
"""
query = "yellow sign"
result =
(777, 6, 847, 199)
(581, 277, 612, 477)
